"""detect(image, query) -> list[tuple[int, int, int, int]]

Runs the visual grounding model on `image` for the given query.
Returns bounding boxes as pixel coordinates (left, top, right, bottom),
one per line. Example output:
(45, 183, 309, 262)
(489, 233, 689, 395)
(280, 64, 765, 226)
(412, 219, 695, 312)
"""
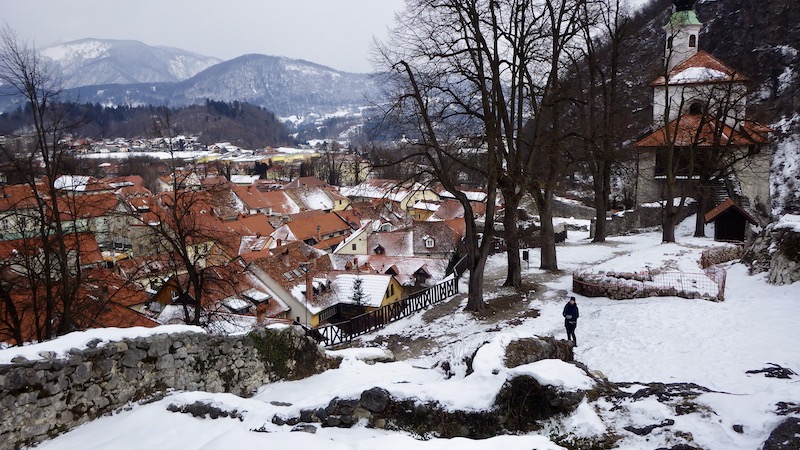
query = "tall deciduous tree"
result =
(0, 27, 88, 341)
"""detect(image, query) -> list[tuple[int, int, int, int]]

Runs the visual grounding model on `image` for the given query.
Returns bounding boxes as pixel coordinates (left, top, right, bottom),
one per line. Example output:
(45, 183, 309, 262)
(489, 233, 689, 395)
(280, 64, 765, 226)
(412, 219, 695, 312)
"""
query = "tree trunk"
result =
(592, 161, 609, 243)
(502, 188, 522, 287)
(694, 184, 711, 237)
(466, 258, 487, 313)
(661, 207, 678, 242)
(539, 194, 558, 271)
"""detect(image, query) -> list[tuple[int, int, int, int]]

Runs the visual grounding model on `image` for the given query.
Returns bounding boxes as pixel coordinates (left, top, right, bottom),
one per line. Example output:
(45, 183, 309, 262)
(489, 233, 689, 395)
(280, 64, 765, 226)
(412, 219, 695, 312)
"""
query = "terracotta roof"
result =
(232, 185, 274, 210)
(704, 198, 757, 224)
(60, 192, 122, 221)
(224, 214, 275, 236)
(0, 268, 157, 344)
(0, 232, 103, 267)
(0, 184, 39, 212)
(635, 114, 771, 148)
(260, 191, 300, 216)
(282, 176, 329, 189)
(279, 212, 352, 243)
(651, 51, 748, 86)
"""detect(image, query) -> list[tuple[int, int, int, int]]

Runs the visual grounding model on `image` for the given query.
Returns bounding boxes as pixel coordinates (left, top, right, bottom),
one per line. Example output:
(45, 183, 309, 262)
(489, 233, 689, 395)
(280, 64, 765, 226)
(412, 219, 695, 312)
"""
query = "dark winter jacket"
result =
(563, 301, 579, 323)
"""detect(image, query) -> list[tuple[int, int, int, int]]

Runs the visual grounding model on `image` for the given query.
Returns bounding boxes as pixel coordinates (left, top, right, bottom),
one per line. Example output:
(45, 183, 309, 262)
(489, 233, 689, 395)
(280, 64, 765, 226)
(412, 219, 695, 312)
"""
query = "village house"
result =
(340, 178, 440, 212)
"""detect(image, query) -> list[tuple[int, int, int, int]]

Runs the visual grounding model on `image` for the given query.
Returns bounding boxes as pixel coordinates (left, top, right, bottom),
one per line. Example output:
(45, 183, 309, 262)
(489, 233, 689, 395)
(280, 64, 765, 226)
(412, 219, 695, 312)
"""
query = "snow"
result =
(0, 325, 203, 363)
(774, 214, 800, 232)
(54, 175, 91, 191)
(670, 67, 730, 84)
(20, 216, 800, 449)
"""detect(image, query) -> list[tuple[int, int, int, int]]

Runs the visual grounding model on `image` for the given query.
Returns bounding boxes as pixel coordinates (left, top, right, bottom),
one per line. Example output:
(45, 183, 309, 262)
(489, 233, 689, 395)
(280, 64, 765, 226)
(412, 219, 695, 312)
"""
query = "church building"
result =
(633, 0, 772, 240)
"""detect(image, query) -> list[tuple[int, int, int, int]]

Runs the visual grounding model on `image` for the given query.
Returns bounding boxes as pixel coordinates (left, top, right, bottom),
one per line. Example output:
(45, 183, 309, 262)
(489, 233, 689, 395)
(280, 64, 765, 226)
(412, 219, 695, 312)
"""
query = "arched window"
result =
(689, 35, 697, 48)
(689, 102, 703, 114)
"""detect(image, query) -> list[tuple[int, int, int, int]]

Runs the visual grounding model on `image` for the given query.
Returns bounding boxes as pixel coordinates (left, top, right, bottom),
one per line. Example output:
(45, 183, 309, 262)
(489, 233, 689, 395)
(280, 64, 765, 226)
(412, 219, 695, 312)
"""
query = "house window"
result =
(352, 243, 357, 251)
(390, 284, 395, 296)
(667, 36, 673, 49)
(689, 35, 696, 48)
(425, 238, 435, 248)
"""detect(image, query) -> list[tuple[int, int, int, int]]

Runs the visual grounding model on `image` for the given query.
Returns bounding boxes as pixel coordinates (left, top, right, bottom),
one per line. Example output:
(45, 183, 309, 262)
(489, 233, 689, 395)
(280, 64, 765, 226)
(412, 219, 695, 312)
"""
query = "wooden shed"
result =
(704, 198, 757, 242)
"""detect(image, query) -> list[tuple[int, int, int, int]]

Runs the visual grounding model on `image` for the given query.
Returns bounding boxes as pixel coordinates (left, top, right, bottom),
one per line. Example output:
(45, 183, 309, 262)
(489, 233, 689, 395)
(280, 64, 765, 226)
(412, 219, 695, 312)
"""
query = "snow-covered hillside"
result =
(7, 216, 797, 450)
(40, 38, 222, 88)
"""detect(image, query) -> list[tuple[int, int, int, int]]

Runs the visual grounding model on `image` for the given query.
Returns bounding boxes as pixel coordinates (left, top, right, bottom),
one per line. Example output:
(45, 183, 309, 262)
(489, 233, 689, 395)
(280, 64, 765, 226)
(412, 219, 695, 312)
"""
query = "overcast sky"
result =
(3, 0, 406, 73)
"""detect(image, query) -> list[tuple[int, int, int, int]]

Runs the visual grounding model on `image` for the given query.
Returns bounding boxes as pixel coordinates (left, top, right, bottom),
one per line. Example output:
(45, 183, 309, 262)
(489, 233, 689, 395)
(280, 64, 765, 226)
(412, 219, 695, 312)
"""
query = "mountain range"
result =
(0, 38, 381, 119)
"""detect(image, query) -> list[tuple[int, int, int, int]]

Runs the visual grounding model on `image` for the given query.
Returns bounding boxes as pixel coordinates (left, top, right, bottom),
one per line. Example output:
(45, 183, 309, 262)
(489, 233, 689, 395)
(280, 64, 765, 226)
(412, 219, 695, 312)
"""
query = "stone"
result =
(121, 349, 146, 368)
(290, 423, 317, 433)
(155, 355, 175, 371)
(762, 417, 800, 450)
(360, 387, 391, 413)
(147, 337, 171, 358)
(72, 362, 93, 384)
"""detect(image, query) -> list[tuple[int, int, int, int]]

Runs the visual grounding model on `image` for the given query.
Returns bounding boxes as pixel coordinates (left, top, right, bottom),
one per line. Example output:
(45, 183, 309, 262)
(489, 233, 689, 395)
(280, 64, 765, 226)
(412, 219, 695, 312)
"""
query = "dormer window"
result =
(689, 35, 696, 48)
(424, 237, 435, 248)
(374, 245, 385, 255)
(689, 102, 703, 114)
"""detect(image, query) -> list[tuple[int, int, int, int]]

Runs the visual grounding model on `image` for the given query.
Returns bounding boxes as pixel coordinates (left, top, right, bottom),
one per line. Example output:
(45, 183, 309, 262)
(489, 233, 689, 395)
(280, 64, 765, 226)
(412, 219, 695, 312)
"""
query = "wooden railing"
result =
(314, 273, 459, 347)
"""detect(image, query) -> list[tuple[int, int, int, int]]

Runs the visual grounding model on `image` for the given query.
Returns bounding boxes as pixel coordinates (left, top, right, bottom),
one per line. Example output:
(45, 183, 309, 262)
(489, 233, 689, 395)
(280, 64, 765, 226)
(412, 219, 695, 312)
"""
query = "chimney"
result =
(256, 303, 267, 324)
(305, 271, 314, 303)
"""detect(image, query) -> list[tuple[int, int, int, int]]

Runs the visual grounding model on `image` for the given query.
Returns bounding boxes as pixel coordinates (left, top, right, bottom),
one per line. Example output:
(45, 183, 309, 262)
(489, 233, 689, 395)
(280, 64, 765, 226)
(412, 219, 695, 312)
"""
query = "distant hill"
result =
(0, 100, 293, 150)
(40, 38, 222, 87)
(0, 43, 382, 122)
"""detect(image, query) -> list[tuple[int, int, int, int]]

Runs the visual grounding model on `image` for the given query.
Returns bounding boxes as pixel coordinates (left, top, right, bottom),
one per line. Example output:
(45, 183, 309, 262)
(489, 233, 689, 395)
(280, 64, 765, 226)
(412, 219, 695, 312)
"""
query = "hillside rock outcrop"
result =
(742, 215, 800, 285)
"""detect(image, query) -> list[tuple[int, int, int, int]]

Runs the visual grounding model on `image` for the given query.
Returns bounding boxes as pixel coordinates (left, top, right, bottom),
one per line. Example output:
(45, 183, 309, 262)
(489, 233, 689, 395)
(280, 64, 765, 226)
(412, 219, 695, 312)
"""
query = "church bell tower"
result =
(664, 0, 702, 71)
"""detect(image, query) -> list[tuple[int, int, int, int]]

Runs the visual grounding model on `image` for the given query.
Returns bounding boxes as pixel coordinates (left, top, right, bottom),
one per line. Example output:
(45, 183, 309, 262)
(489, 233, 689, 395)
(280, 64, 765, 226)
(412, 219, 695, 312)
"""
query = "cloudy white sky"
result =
(3, 0, 406, 73)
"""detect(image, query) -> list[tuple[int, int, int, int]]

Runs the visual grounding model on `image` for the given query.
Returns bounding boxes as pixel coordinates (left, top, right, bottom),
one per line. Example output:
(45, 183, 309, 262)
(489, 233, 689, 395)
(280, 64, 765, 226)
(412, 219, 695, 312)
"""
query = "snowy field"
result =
(6, 216, 799, 450)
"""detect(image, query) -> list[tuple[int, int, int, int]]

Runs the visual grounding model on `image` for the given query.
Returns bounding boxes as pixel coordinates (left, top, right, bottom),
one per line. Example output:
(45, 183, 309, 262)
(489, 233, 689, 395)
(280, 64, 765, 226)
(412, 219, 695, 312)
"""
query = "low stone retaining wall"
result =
(700, 245, 744, 268)
(0, 327, 332, 449)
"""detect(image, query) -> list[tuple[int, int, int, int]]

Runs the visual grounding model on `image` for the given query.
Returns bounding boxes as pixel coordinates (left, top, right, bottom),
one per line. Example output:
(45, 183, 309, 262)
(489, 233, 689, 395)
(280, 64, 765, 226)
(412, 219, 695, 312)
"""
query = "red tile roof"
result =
(635, 114, 771, 148)
(651, 51, 747, 86)
(703, 198, 757, 224)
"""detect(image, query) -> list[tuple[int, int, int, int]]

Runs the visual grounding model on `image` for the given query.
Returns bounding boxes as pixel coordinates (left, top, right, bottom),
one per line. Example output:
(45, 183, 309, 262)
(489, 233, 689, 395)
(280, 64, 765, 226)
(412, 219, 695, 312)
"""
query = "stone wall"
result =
(0, 327, 333, 449)
(590, 202, 697, 238)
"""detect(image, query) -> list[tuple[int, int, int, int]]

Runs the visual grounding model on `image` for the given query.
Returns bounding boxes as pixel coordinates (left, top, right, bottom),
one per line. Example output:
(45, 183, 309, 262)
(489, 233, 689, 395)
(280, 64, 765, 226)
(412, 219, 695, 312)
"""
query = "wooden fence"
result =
(314, 255, 467, 347)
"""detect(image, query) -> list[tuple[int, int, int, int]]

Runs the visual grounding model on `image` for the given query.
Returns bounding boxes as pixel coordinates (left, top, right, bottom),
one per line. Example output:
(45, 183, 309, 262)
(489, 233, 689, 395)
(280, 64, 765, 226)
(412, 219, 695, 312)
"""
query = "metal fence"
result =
(572, 266, 727, 302)
(314, 274, 459, 347)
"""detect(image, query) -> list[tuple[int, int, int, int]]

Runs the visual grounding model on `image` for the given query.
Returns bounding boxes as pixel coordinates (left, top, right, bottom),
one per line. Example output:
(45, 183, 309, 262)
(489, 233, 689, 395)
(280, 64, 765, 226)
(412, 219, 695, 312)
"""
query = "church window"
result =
(689, 35, 697, 48)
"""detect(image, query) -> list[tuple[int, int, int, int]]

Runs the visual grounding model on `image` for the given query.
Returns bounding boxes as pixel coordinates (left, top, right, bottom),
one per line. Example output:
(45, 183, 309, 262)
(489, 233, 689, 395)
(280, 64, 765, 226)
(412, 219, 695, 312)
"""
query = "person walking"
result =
(563, 296, 579, 346)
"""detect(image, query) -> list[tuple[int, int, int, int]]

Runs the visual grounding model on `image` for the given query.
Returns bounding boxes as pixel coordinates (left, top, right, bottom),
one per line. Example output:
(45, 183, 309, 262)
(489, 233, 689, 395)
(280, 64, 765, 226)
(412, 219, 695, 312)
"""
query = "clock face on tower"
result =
(673, 0, 696, 11)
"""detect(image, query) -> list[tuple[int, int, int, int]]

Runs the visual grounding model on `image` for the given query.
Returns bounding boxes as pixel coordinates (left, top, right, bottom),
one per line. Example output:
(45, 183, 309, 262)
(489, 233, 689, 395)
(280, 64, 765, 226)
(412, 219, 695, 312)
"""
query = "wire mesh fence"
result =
(573, 266, 726, 302)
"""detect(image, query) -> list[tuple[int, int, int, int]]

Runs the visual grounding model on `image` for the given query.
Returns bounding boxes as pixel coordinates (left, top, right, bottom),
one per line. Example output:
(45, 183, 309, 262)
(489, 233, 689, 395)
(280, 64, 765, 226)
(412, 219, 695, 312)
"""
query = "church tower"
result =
(664, 0, 702, 71)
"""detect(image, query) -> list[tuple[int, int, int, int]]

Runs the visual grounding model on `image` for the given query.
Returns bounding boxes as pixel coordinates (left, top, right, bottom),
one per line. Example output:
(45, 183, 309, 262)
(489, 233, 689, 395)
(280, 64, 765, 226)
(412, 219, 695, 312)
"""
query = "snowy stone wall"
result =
(0, 327, 332, 449)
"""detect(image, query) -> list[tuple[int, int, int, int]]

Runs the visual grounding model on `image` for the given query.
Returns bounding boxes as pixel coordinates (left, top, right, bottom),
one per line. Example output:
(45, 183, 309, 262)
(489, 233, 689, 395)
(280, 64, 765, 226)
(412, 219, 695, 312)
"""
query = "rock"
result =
(762, 417, 800, 450)
(494, 374, 586, 431)
(504, 337, 574, 367)
(291, 424, 317, 433)
(360, 387, 390, 413)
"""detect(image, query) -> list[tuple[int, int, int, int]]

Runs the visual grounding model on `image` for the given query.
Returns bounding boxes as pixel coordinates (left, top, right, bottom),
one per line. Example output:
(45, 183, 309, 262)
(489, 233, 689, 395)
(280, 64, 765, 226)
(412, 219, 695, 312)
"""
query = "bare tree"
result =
(0, 27, 91, 340)
(125, 108, 246, 326)
(568, 0, 631, 243)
